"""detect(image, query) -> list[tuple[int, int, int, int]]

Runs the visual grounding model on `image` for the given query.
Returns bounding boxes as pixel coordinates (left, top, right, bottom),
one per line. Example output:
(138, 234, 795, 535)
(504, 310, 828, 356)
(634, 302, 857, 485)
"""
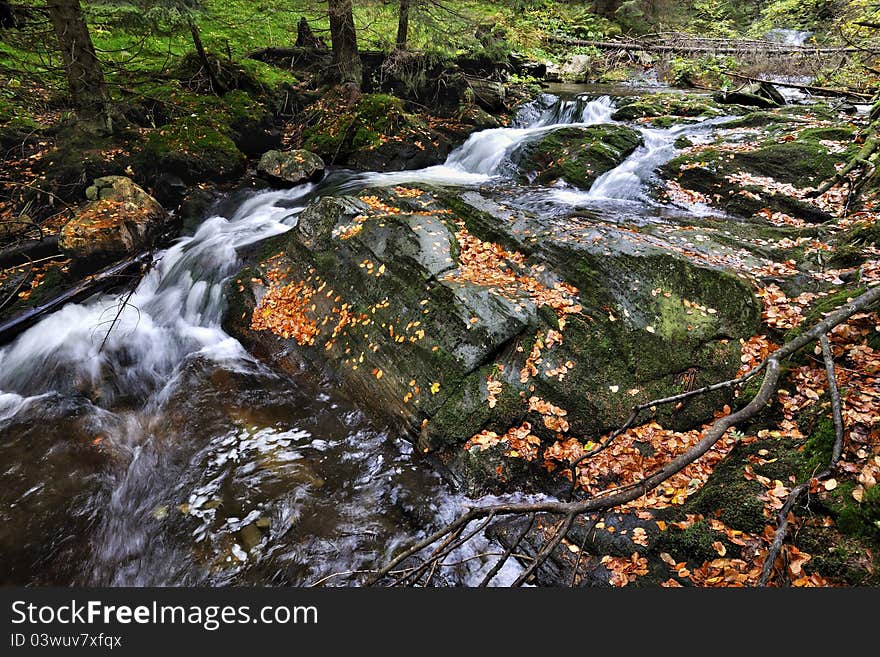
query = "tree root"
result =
(371, 285, 880, 587)
(757, 334, 846, 586)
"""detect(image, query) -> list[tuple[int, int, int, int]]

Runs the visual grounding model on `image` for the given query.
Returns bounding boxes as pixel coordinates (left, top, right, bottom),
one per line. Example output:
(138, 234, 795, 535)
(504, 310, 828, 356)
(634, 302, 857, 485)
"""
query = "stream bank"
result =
(1, 82, 878, 587)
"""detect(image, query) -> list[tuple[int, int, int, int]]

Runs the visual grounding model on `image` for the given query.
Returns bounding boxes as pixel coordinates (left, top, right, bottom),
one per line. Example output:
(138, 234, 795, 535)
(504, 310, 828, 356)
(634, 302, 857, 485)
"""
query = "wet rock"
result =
(60, 176, 170, 260)
(659, 113, 855, 222)
(225, 185, 760, 495)
(464, 76, 506, 112)
(513, 124, 642, 188)
(560, 54, 593, 83)
(713, 82, 786, 109)
(612, 93, 726, 122)
(508, 53, 546, 79)
(257, 149, 325, 186)
(457, 103, 501, 130)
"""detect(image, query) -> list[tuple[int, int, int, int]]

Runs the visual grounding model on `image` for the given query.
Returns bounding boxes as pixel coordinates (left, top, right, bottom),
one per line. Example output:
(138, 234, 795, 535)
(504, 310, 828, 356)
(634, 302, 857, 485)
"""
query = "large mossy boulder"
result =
(257, 149, 325, 186)
(224, 185, 760, 493)
(659, 110, 857, 222)
(612, 93, 727, 122)
(299, 89, 483, 171)
(513, 124, 642, 188)
(135, 117, 246, 183)
(60, 176, 169, 260)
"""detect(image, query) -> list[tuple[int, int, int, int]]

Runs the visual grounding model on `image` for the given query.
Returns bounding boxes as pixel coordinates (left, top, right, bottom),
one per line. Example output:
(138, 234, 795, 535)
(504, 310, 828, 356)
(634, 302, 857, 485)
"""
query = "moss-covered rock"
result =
(612, 93, 725, 122)
(301, 91, 441, 169)
(225, 185, 760, 495)
(256, 149, 324, 186)
(512, 124, 642, 188)
(659, 115, 854, 222)
(135, 115, 246, 183)
(59, 176, 169, 260)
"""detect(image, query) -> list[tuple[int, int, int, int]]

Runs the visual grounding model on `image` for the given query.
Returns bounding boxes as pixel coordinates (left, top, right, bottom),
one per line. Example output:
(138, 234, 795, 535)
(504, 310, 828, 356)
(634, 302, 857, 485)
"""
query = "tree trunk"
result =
(396, 0, 411, 50)
(45, 0, 110, 130)
(327, 0, 361, 88)
(187, 14, 227, 94)
(1, 0, 18, 28)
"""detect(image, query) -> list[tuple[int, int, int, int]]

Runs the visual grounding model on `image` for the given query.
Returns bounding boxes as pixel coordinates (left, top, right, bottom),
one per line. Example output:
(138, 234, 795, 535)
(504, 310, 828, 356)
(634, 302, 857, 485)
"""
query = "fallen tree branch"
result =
(510, 512, 575, 587)
(808, 132, 879, 199)
(544, 35, 864, 56)
(757, 333, 846, 586)
(371, 284, 880, 586)
(479, 512, 535, 587)
(0, 253, 150, 344)
(567, 363, 766, 495)
(722, 71, 873, 100)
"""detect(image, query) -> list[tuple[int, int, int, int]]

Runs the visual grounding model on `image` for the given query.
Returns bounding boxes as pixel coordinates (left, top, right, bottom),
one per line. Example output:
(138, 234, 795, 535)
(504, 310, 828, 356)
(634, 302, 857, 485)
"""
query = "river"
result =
(0, 86, 726, 586)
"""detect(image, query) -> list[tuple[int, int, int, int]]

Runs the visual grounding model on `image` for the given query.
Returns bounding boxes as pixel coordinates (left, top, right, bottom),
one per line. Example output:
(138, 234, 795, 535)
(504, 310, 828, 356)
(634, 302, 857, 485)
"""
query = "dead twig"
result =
(757, 333, 846, 586)
(372, 285, 880, 587)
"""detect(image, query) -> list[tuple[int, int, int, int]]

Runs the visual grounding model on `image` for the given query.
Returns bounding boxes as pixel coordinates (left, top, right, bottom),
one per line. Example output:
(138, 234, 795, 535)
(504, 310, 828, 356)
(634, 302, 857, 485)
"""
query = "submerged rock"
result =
(513, 124, 642, 188)
(0, 394, 116, 584)
(257, 149, 325, 186)
(60, 176, 169, 260)
(225, 185, 760, 494)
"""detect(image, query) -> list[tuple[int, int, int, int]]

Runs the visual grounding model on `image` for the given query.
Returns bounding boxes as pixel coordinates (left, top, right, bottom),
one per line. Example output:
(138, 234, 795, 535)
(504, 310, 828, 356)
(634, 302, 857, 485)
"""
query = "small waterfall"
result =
(0, 88, 731, 586)
(586, 126, 682, 200)
(356, 95, 615, 187)
(0, 184, 314, 402)
(548, 115, 731, 205)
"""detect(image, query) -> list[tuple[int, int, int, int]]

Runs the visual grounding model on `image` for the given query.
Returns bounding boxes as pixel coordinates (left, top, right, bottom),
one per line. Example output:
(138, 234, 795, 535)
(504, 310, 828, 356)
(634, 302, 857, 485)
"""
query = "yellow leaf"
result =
(430, 382, 441, 394)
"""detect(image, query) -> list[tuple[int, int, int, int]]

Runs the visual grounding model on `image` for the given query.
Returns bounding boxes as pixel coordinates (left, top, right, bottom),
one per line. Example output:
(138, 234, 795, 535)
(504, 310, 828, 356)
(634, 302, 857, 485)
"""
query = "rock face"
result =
(60, 176, 169, 260)
(257, 149, 325, 186)
(714, 82, 786, 109)
(225, 186, 760, 493)
(560, 54, 593, 82)
(464, 76, 506, 112)
(659, 107, 856, 222)
(513, 125, 642, 188)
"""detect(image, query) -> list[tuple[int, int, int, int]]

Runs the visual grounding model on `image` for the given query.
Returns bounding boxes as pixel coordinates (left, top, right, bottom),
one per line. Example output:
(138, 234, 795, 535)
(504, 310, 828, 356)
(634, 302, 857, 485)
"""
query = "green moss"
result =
(686, 443, 769, 534)
(824, 482, 880, 540)
(429, 364, 527, 447)
(301, 92, 415, 161)
(237, 59, 299, 92)
(737, 140, 837, 188)
(612, 94, 722, 121)
(655, 519, 722, 565)
(797, 126, 856, 143)
(794, 526, 880, 585)
(801, 417, 836, 478)
(138, 116, 246, 181)
(722, 111, 791, 129)
(515, 124, 642, 188)
(835, 220, 880, 250)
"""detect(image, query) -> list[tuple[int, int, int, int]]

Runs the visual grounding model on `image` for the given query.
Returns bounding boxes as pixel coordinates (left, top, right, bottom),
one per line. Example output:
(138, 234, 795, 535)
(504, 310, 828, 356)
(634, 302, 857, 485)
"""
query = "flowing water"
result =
(0, 89, 725, 586)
